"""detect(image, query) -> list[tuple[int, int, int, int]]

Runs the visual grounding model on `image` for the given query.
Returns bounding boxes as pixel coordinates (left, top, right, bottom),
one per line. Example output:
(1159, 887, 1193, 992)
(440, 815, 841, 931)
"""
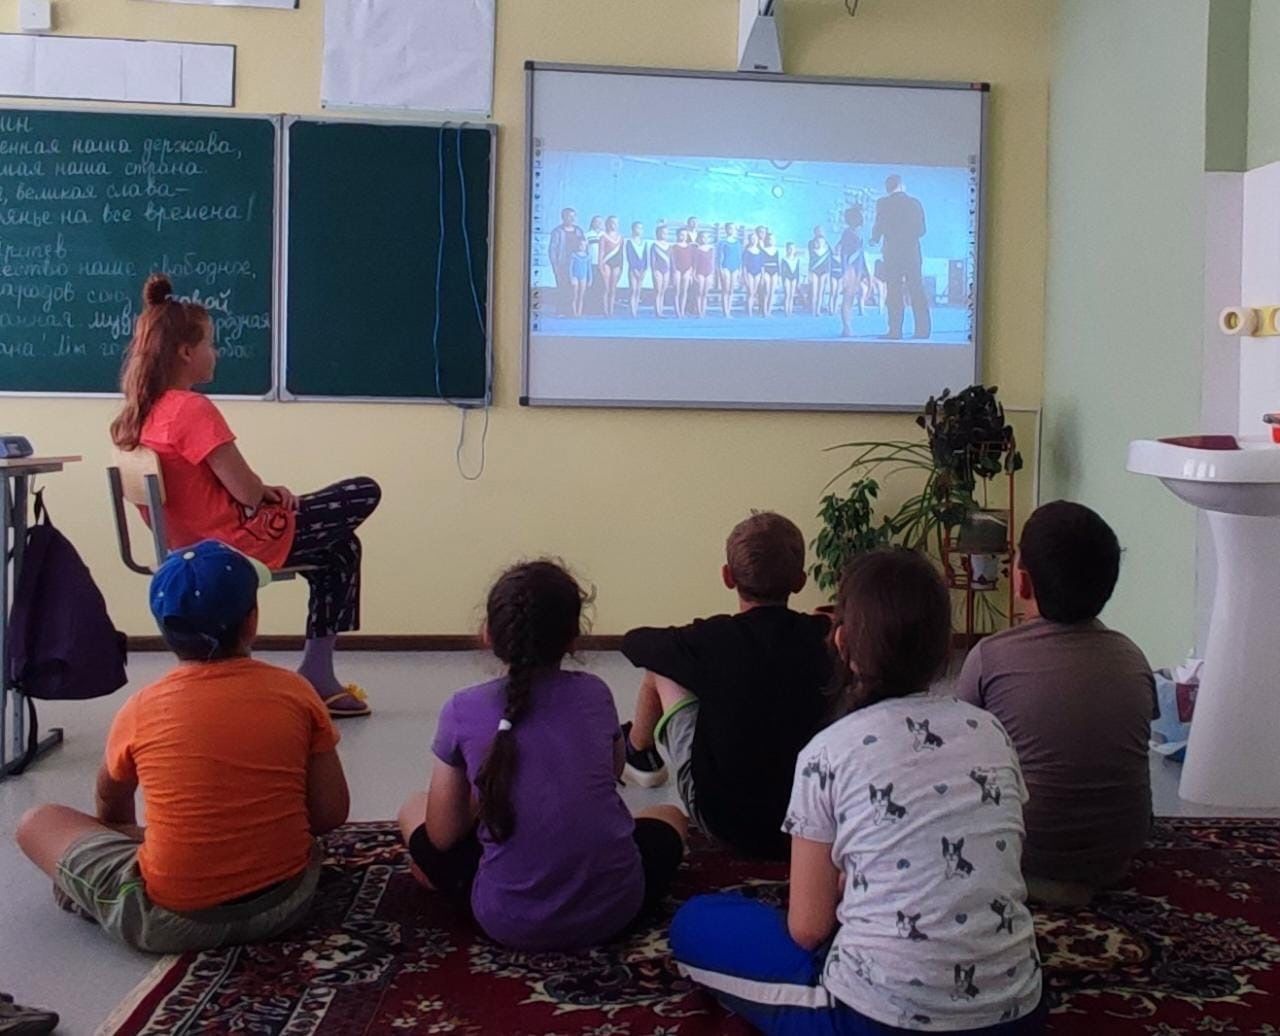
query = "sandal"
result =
(0, 994, 59, 1035)
(323, 684, 371, 719)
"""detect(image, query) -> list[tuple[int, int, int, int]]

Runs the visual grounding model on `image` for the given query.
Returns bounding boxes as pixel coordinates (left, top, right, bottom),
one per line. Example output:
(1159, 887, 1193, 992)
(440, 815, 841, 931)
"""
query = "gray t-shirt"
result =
(954, 619, 1155, 884)
(786, 696, 1042, 1030)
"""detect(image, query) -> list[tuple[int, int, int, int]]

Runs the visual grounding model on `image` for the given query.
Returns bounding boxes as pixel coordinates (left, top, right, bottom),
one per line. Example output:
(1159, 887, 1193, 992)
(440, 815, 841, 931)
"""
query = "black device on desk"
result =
(0, 436, 33, 459)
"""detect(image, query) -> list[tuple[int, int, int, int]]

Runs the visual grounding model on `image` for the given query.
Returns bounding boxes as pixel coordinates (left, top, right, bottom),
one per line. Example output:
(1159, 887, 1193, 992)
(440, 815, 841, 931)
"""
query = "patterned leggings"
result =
(283, 477, 382, 639)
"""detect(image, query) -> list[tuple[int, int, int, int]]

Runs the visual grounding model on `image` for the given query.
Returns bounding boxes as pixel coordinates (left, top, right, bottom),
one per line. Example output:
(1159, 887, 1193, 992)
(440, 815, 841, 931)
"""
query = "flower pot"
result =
(954, 509, 1009, 554)
(967, 553, 1001, 590)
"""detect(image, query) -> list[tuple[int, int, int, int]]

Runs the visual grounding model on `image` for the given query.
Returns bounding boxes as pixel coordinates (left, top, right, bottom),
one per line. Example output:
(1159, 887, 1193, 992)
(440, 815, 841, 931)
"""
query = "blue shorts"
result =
(670, 895, 1047, 1036)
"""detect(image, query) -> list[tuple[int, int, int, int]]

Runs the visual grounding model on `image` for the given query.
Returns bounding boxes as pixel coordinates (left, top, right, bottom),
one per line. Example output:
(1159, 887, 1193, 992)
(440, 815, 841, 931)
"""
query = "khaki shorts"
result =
(654, 696, 712, 834)
(55, 831, 321, 954)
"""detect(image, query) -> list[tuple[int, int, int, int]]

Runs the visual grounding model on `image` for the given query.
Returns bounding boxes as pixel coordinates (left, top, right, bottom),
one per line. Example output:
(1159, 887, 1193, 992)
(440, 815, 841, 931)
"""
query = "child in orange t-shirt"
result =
(16, 541, 350, 954)
(110, 273, 381, 718)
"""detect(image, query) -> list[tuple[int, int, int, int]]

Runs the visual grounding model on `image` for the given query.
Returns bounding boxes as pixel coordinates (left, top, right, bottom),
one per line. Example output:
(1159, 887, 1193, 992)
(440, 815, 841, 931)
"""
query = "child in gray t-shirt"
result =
(955, 501, 1155, 905)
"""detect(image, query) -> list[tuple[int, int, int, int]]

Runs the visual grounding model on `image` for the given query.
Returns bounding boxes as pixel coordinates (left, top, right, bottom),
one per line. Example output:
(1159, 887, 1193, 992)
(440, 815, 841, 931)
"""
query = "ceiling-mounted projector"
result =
(739, 0, 783, 73)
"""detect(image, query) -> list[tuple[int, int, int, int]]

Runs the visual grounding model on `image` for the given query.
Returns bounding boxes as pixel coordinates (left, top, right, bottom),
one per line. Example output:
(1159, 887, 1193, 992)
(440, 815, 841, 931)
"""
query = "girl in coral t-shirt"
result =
(111, 274, 381, 718)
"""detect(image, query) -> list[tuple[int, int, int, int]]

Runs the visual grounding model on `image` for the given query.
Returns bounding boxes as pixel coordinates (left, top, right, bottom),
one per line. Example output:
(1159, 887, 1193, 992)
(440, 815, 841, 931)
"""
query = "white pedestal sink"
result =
(1128, 435, 1280, 807)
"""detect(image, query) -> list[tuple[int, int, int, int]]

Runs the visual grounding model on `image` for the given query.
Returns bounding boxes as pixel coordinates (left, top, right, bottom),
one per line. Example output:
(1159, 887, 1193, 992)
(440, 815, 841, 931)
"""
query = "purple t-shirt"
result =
(432, 669, 644, 950)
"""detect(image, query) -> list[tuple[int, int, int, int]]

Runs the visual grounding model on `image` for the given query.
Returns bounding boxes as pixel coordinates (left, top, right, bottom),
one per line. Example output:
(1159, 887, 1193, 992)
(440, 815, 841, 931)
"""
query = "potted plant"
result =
(810, 476, 894, 601)
(917, 385, 1022, 588)
(818, 384, 1022, 597)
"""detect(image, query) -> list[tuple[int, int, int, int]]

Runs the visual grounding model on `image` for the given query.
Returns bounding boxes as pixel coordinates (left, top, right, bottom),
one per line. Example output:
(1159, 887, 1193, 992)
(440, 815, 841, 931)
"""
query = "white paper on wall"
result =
(322, 0, 495, 115)
(0, 35, 36, 96)
(125, 42, 183, 104)
(33, 36, 130, 101)
(140, 0, 297, 8)
(180, 42, 236, 105)
(0, 33, 234, 106)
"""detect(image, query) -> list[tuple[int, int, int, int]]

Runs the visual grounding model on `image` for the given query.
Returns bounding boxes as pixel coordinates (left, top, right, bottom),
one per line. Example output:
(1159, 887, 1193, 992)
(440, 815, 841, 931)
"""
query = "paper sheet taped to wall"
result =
(0, 33, 234, 106)
(322, 0, 494, 115)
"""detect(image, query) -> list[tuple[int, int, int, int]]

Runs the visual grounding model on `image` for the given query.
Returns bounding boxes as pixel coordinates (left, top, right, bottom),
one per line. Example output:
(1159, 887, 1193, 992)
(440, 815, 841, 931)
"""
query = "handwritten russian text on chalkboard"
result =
(0, 110, 275, 395)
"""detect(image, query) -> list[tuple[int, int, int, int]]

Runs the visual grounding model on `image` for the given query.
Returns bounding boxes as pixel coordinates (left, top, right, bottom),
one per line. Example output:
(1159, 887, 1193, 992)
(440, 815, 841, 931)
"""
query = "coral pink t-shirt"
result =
(140, 390, 296, 569)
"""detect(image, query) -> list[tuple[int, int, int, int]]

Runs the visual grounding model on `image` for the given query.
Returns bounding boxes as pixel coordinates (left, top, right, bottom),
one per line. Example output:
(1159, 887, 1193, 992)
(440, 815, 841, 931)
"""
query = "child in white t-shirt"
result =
(671, 549, 1046, 1034)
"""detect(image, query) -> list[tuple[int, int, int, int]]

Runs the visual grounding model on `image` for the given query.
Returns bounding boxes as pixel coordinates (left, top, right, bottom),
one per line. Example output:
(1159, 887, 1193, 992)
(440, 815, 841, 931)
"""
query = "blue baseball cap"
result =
(150, 540, 271, 650)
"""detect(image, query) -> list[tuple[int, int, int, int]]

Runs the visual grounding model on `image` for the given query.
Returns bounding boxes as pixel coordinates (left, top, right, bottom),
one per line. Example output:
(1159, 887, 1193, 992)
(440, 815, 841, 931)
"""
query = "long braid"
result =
(475, 562, 583, 843)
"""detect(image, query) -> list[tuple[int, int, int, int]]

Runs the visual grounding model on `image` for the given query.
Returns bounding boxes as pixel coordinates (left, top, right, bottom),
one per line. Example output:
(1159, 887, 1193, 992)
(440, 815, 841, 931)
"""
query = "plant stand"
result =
(941, 467, 1017, 645)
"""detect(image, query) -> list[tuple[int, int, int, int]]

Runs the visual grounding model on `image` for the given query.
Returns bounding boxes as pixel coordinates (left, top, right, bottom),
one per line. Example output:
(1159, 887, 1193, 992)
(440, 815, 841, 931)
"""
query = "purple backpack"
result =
(6, 492, 127, 763)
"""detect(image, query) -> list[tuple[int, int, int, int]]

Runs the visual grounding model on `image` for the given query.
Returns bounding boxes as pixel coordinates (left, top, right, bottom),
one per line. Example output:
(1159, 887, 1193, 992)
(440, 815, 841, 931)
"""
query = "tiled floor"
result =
(0, 651, 1273, 1035)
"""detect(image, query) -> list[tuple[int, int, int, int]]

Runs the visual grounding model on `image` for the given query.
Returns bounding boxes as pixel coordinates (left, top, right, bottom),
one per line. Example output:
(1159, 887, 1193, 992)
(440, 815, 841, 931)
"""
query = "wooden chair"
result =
(107, 446, 311, 580)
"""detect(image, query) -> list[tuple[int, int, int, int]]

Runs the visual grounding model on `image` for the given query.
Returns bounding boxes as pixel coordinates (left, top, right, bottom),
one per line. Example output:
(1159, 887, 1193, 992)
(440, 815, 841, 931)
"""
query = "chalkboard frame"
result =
(0, 105, 281, 401)
(277, 114, 496, 406)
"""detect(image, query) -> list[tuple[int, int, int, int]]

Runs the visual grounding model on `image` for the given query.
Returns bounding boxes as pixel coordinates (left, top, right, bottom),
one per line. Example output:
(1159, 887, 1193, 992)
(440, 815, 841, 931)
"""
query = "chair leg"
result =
(107, 468, 152, 577)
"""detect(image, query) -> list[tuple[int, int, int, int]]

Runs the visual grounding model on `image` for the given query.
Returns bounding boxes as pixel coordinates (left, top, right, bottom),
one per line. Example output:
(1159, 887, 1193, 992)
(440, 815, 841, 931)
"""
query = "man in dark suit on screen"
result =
(871, 174, 931, 340)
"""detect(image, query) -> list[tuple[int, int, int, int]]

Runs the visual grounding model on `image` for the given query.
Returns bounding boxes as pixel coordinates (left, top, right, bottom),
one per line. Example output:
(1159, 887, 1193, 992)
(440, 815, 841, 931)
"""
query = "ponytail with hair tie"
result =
(109, 273, 213, 450)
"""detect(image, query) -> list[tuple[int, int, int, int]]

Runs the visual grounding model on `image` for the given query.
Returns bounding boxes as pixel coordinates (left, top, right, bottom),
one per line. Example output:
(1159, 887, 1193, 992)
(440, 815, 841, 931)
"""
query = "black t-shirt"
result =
(622, 606, 833, 860)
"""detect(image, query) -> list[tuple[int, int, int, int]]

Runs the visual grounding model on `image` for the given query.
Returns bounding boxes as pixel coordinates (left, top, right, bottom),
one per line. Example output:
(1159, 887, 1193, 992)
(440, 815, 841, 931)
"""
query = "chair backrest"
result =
(107, 446, 169, 575)
(112, 445, 166, 507)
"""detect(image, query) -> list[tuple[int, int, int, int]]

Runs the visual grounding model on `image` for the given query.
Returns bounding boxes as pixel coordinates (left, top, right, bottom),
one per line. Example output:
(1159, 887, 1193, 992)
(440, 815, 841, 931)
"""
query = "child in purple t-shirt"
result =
(397, 560, 687, 951)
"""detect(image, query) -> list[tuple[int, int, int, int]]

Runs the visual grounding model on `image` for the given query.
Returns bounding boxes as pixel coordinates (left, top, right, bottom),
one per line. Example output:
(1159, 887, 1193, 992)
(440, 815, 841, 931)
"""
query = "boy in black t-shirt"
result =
(621, 512, 832, 860)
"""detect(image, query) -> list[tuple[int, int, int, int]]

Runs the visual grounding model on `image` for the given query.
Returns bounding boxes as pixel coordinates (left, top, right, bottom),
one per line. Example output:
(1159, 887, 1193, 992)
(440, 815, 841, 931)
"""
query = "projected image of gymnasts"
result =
(717, 222, 742, 318)
(528, 153, 973, 344)
(672, 228, 695, 319)
(627, 222, 649, 318)
(761, 232, 780, 318)
(839, 205, 872, 337)
(570, 236, 591, 317)
(599, 216, 623, 317)
(781, 242, 800, 316)
(742, 231, 763, 319)
(694, 231, 716, 318)
(651, 223, 672, 318)
(808, 226, 832, 317)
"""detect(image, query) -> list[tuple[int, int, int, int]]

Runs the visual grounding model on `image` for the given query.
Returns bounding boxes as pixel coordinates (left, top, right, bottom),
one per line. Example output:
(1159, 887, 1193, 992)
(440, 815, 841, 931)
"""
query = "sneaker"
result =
(0, 994, 59, 1035)
(621, 721, 669, 789)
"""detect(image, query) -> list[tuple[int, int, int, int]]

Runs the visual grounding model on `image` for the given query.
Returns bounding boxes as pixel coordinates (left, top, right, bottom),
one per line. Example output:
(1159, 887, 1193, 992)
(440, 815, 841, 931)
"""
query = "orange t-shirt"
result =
(139, 389, 296, 570)
(105, 657, 339, 913)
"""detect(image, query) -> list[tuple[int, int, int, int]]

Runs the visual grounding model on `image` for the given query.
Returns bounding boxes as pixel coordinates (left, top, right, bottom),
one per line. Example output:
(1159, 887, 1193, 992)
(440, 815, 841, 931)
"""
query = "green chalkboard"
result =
(283, 120, 492, 401)
(0, 109, 276, 396)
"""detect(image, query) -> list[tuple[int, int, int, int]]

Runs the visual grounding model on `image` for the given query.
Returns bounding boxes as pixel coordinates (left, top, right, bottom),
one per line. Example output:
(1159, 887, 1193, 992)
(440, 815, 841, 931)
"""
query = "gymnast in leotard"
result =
(672, 228, 695, 319)
(598, 216, 623, 318)
(781, 242, 801, 316)
(838, 205, 872, 337)
(585, 215, 604, 313)
(570, 238, 592, 317)
(650, 223, 671, 318)
(694, 230, 716, 318)
(716, 222, 742, 318)
(828, 235, 845, 321)
(760, 232, 781, 318)
(742, 232, 765, 318)
(808, 225, 832, 316)
(626, 222, 649, 319)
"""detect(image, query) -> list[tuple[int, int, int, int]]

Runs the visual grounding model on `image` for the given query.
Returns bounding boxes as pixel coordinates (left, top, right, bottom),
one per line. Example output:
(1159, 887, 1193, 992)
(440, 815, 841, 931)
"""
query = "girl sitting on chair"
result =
(109, 274, 381, 719)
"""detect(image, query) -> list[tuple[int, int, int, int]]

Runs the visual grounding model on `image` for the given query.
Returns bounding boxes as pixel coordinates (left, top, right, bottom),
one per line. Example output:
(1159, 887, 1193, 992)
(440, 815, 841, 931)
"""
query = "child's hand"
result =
(264, 485, 300, 511)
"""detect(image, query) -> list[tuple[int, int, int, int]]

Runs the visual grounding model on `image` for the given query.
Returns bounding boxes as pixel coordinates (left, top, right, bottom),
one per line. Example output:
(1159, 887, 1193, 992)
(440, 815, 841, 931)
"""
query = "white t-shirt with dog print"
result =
(784, 695, 1043, 1030)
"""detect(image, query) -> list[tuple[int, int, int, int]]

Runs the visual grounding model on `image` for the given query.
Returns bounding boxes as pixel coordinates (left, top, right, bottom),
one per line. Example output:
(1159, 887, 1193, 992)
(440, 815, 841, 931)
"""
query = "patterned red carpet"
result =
(103, 818, 1280, 1035)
